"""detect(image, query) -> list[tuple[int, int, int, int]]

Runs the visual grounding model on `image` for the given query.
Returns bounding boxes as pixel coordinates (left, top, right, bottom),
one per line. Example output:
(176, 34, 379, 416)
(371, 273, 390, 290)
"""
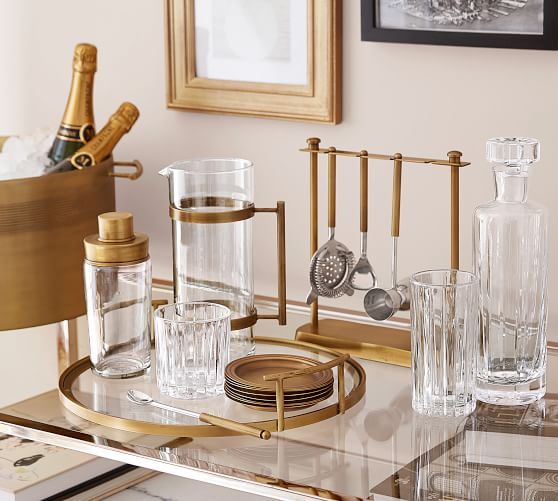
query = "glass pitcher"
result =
(159, 158, 286, 358)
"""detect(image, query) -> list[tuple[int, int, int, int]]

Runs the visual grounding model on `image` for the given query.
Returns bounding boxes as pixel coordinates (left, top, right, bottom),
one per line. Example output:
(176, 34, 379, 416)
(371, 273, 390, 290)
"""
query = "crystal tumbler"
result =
(155, 302, 231, 399)
(410, 270, 479, 417)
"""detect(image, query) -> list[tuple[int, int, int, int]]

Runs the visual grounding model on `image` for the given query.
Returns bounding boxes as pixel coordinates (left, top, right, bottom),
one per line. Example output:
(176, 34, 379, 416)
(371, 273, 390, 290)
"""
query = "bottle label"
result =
(56, 123, 95, 143)
(71, 151, 95, 169)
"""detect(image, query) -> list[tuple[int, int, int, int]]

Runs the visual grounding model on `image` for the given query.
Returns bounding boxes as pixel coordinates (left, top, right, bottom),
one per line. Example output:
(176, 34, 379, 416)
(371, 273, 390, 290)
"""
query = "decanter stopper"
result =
(486, 137, 540, 167)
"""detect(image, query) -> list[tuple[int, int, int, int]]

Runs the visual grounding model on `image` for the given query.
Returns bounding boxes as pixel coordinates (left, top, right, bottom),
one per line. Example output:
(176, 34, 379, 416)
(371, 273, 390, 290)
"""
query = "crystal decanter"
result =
(473, 137, 548, 406)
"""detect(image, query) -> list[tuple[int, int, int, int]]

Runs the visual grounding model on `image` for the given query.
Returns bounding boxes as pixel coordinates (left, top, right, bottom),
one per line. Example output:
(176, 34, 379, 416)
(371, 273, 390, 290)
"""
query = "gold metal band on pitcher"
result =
(168, 198, 287, 329)
(199, 299, 258, 331)
(232, 310, 258, 330)
(169, 198, 256, 224)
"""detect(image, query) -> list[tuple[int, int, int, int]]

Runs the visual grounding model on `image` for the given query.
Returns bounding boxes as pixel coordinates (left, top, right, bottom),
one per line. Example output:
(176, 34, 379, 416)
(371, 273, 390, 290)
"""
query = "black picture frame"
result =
(361, 1, 558, 50)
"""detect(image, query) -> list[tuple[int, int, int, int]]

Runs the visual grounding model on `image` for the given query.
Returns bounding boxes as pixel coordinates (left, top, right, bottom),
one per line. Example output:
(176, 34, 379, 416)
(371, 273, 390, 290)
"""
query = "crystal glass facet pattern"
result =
(410, 270, 479, 417)
(155, 302, 231, 399)
(473, 137, 548, 406)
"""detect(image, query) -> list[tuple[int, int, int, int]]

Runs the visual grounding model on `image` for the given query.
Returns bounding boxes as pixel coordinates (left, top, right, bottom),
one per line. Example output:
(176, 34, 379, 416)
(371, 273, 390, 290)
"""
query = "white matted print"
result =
(194, 0, 308, 85)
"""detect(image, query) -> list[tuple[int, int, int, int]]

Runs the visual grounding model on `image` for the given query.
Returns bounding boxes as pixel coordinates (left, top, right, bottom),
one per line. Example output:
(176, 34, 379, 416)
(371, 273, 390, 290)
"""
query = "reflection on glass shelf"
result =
(371, 397, 558, 500)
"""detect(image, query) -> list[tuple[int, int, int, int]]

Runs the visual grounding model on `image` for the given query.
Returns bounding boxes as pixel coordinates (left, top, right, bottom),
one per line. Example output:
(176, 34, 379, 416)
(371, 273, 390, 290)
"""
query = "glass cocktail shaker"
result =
(473, 138, 548, 405)
(84, 212, 152, 378)
(159, 159, 286, 359)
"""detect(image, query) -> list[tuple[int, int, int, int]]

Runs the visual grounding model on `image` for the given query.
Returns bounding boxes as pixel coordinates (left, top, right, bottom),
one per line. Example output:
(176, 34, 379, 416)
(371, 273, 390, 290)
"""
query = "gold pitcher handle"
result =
(254, 202, 287, 325)
(111, 160, 143, 180)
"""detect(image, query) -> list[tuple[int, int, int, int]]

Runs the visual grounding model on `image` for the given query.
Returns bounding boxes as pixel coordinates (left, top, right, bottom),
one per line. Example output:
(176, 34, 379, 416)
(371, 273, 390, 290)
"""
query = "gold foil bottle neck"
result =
(84, 212, 149, 265)
(111, 102, 140, 132)
(70, 101, 140, 169)
(73, 43, 97, 73)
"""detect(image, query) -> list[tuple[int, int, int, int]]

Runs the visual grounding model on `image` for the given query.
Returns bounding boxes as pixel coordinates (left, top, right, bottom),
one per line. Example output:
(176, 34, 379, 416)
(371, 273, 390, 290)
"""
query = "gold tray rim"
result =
(58, 336, 366, 437)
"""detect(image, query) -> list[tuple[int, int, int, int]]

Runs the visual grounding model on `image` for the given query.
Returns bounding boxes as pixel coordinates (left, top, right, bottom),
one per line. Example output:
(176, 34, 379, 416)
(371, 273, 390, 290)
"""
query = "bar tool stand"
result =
(296, 138, 470, 367)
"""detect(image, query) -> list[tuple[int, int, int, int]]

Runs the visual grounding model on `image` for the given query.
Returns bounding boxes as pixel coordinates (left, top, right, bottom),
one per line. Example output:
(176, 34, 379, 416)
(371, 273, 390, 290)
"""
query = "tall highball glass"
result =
(410, 270, 479, 417)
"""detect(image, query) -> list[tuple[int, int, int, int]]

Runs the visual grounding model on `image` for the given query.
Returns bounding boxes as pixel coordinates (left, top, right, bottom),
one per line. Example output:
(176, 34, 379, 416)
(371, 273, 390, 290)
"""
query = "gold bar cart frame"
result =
(296, 137, 470, 367)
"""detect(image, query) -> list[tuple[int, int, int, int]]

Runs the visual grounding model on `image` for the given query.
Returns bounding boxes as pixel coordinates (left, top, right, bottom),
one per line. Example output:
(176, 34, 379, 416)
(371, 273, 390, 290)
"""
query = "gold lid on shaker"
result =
(84, 212, 149, 265)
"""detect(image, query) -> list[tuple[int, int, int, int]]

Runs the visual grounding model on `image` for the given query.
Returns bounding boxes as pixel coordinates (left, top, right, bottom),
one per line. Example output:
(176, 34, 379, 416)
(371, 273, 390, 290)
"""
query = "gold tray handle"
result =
(264, 353, 349, 431)
(110, 160, 143, 180)
(254, 202, 287, 326)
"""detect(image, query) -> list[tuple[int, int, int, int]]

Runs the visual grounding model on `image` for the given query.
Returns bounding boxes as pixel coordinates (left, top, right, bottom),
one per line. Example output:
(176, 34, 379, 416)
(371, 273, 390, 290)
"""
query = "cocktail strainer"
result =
(306, 148, 354, 304)
(306, 230, 355, 303)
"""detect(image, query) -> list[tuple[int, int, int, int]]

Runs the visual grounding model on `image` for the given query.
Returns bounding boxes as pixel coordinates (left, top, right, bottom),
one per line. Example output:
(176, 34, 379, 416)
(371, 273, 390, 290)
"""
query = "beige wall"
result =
(2, 0, 558, 338)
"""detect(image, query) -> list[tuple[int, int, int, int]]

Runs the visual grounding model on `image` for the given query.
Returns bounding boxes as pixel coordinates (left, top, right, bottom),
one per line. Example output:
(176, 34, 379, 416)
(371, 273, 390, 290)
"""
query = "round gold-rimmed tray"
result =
(58, 337, 366, 437)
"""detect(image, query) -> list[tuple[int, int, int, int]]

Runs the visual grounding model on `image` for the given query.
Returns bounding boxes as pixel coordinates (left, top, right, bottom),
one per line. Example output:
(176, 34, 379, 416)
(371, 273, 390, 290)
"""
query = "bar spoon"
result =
(127, 390, 271, 440)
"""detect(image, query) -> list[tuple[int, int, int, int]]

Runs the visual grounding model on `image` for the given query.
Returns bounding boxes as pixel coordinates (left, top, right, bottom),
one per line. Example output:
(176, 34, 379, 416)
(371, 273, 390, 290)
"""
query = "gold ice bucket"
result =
(0, 143, 143, 330)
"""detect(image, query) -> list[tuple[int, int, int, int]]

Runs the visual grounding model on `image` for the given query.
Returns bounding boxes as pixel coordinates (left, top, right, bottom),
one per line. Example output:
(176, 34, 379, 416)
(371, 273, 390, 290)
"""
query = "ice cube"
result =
(2, 136, 27, 163)
(0, 129, 56, 180)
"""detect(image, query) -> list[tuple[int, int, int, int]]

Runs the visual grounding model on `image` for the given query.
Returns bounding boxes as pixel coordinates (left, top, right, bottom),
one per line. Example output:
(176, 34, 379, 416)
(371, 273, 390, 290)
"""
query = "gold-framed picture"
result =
(165, 0, 341, 123)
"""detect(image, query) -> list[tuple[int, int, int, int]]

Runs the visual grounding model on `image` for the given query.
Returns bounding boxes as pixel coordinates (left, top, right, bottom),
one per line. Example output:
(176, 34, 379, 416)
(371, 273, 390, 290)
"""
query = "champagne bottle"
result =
(48, 43, 97, 164)
(48, 102, 139, 174)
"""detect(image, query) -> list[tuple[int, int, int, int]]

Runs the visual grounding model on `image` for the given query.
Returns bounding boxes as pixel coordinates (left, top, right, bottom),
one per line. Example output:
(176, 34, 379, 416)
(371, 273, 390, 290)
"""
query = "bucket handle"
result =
(110, 160, 143, 180)
(254, 202, 287, 326)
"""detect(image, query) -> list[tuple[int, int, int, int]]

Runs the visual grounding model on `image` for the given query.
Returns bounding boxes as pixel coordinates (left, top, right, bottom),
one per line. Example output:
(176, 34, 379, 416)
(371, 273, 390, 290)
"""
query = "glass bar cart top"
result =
(1, 285, 558, 501)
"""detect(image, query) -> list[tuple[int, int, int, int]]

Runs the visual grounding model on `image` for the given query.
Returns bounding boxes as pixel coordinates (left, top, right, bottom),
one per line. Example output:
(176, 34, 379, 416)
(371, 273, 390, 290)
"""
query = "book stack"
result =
(0, 434, 153, 501)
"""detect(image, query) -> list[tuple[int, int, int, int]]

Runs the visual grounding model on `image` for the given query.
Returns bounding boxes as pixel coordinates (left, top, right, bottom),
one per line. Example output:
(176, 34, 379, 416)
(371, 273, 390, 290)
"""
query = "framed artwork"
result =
(166, 0, 342, 123)
(361, 0, 558, 50)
